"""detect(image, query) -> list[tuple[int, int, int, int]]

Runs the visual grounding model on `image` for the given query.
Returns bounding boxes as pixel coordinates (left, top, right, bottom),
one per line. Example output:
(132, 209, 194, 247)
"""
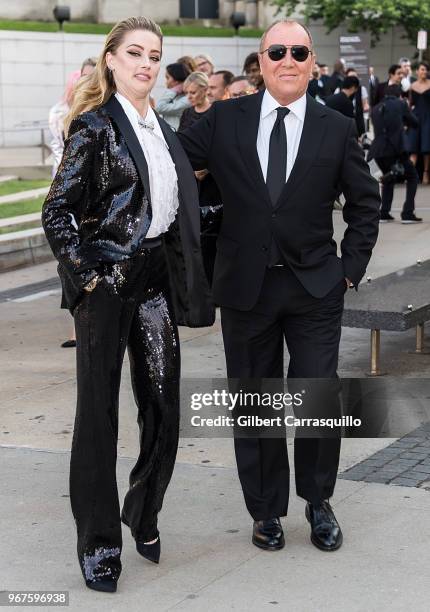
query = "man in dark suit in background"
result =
(345, 68, 367, 136)
(178, 20, 380, 553)
(325, 75, 360, 118)
(374, 64, 404, 105)
(369, 66, 380, 107)
(368, 85, 421, 223)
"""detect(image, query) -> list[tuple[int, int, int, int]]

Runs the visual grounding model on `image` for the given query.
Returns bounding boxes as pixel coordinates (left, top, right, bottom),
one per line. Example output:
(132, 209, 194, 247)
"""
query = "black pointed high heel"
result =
(136, 537, 160, 564)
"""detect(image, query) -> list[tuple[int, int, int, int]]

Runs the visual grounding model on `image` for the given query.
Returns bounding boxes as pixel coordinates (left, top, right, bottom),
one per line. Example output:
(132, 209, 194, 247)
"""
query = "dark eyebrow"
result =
(126, 44, 161, 54)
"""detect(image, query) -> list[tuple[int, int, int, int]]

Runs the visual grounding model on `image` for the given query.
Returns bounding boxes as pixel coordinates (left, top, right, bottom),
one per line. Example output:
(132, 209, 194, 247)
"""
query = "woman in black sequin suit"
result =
(42, 17, 214, 593)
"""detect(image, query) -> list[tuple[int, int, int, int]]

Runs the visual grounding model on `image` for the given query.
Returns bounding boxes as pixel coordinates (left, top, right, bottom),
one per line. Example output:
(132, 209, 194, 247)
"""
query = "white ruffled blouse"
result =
(115, 92, 179, 239)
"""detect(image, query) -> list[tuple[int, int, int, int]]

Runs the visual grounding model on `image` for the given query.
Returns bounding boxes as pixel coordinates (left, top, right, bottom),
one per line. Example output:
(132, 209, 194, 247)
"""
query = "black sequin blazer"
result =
(42, 95, 214, 327)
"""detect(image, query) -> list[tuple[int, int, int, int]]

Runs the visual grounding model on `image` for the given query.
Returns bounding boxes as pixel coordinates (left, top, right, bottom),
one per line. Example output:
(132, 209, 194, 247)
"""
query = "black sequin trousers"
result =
(71, 245, 180, 584)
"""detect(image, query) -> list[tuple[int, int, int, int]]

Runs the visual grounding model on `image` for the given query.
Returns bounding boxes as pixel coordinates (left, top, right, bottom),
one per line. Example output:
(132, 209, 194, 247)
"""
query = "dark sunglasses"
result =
(261, 44, 312, 63)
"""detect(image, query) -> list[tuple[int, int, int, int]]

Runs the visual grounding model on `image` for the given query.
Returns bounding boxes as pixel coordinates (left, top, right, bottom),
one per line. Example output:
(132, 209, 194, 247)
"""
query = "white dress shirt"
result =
(256, 90, 307, 183)
(401, 74, 417, 92)
(115, 92, 179, 239)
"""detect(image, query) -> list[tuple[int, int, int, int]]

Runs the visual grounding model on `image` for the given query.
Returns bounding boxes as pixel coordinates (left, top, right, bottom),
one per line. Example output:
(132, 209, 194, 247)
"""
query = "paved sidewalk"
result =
(1, 187, 430, 610)
(2, 445, 430, 611)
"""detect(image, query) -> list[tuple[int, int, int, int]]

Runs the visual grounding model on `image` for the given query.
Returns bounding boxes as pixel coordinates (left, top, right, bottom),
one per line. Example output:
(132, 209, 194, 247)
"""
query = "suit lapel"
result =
(103, 95, 152, 204)
(236, 90, 272, 207)
(155, 111, 193, 203)
(274, 94, 328, 210)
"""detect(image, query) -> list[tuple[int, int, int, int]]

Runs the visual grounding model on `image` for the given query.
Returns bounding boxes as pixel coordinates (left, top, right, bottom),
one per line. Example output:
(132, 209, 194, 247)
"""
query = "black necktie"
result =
(266, 106, 290, 206)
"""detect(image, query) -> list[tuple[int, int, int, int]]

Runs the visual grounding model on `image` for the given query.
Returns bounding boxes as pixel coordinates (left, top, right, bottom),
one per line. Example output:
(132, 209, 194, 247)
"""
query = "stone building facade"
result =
(0, 1, 275, 26)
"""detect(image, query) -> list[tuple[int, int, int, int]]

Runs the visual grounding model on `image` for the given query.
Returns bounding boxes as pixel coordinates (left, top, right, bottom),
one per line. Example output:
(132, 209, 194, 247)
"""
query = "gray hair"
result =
(194, 53, 214, 67)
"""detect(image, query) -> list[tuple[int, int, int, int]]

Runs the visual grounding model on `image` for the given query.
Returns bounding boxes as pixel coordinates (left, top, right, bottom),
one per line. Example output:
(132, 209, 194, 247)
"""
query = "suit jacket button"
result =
(271, 213, 276, 218)
(262, 246, 268, 252)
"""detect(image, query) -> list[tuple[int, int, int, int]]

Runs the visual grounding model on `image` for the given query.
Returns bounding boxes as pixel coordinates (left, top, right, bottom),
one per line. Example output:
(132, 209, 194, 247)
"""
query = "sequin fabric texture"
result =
(71, 247, 180, 572)
(82, 546, 121, 583)
(42, 108, 153, 283)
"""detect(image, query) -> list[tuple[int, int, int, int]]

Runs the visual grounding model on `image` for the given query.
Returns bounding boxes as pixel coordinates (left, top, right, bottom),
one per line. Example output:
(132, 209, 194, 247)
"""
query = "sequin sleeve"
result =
(42, 113, 98, 283)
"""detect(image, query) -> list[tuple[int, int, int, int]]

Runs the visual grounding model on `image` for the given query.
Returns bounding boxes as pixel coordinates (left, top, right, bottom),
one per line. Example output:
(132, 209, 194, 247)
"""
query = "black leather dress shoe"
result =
(305, 501, 343, 551)
(252, 518, 285, 551)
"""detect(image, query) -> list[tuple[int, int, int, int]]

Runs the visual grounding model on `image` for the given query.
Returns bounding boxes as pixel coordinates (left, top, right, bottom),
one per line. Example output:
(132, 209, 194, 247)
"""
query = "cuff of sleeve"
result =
(74, 261, 102, 275)
(75, 267, 100, 291)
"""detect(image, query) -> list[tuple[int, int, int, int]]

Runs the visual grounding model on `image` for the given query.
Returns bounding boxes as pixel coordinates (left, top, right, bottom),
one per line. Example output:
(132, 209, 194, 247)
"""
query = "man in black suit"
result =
(178, 20, 380, 552)
(345, 68, 367, 136)
(368, 85, 421, 223)
(368, 66, 380, 107)
(325, 75, 360, 118)
(374, 64, 403, 106)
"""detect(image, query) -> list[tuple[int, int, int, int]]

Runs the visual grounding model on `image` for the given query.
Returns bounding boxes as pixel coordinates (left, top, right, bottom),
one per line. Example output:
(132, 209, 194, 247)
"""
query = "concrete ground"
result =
(1, 186, 430, 610)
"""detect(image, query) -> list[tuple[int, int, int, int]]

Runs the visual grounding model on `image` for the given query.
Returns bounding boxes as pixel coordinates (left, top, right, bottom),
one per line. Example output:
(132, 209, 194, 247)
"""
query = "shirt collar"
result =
(261, 89, 307, 121)
(115, 92, 164, 139)
(115, 92, 139, 126)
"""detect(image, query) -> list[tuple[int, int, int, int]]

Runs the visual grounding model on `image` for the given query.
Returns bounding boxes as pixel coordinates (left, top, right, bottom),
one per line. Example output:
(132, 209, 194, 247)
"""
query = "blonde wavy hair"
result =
(65, 16, 163, 133)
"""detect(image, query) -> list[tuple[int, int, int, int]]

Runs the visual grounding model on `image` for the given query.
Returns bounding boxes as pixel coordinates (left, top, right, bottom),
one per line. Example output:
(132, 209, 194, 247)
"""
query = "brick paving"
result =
(340, 423, 430, 489)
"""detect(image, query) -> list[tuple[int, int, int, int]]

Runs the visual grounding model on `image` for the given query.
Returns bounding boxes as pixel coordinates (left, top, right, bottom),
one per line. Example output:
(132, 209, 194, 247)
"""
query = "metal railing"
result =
(0, 120, 51, 164)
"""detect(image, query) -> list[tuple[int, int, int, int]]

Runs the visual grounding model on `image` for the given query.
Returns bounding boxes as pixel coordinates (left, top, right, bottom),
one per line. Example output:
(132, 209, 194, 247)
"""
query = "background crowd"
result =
(47, 45, 430, 320)
(48, 49, 430, 190)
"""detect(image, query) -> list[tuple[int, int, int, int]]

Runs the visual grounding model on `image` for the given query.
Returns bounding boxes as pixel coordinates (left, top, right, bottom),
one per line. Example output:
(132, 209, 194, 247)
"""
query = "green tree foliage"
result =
(272, 0, 430, 46)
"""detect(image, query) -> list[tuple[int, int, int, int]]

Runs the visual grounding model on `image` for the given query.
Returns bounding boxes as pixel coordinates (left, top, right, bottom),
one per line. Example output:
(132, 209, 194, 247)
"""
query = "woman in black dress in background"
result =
(407, 62, 430, 184)
(179, 72, 222, 286)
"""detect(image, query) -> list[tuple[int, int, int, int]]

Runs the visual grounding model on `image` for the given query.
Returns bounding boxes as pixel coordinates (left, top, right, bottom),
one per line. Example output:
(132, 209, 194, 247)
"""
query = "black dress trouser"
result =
(221, 265, 345, 521)
(376, 154, 419, 216)
(71, 245, 180, 583)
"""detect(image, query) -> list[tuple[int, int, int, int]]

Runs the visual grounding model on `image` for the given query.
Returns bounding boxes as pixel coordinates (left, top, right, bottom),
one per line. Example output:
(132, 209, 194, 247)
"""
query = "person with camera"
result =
(368, 85, 421, 223)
